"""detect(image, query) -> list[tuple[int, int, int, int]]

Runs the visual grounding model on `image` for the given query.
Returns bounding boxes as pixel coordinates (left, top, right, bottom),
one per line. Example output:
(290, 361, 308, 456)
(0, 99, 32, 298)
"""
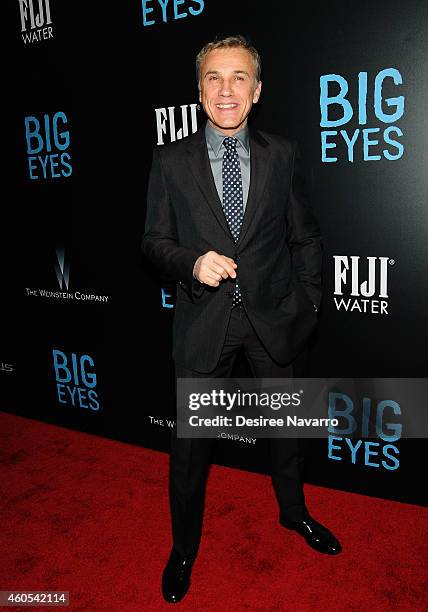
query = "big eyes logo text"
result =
(25, 112, 72, 180)
(52, 350, 100, 411)
(320, 68, 404, 162)
(142, 0, 204, 26)
(328, 391, 401, 471)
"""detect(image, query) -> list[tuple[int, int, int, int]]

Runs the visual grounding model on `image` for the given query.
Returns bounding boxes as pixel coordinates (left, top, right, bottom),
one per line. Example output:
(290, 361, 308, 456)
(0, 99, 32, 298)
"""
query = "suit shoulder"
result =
(153, 129, 201, 160)
(255, 128, 297, 154)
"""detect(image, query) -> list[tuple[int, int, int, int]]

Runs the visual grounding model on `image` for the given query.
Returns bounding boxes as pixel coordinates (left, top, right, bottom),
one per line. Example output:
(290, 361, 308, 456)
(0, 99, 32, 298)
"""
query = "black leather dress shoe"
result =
(162, 548, 195, 603)
(280, 513, 342, 555)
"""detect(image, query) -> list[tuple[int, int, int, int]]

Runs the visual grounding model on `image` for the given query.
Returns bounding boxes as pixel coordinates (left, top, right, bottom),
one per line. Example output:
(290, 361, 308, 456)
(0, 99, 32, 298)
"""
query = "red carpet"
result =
(0, 411, 426, 611)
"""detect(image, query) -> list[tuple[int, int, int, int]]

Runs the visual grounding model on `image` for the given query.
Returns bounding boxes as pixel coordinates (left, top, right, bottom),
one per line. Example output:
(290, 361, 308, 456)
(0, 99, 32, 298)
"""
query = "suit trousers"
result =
(170, 304, 307, 557)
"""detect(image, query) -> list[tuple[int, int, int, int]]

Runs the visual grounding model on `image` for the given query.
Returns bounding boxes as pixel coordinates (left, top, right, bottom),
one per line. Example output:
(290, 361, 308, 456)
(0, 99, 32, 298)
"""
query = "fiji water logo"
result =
(18, 0, 54, 44)
(333, 255, 395, 315)
(155, 103, 199, 145)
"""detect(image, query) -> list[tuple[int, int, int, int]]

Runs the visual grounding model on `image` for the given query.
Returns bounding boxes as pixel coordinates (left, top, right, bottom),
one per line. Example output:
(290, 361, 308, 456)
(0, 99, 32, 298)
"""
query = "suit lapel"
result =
(236, 126, 272, 248)
(186, 121, 272, 246)
(186, 125, 232, 239)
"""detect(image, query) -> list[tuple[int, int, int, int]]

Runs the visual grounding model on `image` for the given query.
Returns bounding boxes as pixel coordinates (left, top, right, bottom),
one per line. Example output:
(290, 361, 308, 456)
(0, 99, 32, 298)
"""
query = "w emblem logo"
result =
(54, 248, 70, 290)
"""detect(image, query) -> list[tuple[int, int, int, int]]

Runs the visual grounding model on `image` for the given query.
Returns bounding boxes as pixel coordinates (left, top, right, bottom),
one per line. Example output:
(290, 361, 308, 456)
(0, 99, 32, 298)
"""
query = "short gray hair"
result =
(196, 35, 261, 90)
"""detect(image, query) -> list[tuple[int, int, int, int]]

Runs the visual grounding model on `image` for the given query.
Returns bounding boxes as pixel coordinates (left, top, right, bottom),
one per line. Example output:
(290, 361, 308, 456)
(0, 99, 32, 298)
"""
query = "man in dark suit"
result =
(142, 35, 341, 604)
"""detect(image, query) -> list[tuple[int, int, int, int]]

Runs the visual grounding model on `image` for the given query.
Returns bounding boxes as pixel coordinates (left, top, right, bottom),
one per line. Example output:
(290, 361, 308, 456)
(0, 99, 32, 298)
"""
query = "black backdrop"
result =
(3, 0, 427, 505)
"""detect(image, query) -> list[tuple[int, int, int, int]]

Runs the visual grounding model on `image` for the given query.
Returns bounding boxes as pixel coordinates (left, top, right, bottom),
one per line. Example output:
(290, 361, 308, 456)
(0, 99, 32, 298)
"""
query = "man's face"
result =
(199, 47, 262, 136)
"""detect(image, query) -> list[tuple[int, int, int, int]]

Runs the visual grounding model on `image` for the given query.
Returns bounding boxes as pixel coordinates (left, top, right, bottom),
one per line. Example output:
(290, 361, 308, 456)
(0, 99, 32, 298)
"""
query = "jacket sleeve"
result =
(141, 147, 204, 300)
(286, 141, 323, 311)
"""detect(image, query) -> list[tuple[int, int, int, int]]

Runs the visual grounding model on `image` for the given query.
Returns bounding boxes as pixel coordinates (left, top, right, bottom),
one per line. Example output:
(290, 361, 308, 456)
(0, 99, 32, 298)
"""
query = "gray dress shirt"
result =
(205, 121, 251, 210)
(192, 122, 251, 280)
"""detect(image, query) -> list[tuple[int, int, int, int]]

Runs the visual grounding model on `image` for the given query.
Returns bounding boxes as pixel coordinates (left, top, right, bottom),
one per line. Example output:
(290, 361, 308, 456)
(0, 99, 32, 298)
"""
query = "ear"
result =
(253, 80, 262, 104)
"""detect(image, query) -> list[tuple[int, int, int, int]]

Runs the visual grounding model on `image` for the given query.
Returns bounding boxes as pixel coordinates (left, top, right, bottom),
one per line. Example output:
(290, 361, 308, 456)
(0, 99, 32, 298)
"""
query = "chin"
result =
(211, 117, 245, 130)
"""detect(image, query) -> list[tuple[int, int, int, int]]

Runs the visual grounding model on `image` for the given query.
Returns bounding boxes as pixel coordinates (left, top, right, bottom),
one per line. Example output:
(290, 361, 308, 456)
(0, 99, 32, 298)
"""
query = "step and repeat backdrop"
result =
(3, 0, 427, 504)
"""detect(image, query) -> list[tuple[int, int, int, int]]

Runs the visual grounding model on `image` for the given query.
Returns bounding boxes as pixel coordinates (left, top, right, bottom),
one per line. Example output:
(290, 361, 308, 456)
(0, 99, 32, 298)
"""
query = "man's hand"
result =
(193, 251, 237, 287)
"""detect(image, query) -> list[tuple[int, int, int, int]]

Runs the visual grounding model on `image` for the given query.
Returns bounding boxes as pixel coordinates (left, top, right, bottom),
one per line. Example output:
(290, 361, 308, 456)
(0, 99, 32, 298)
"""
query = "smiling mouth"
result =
(215, 103, 239, 109)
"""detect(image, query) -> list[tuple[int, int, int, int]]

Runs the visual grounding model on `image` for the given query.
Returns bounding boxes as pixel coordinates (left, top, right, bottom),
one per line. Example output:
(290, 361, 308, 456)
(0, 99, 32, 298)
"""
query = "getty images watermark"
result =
(176, 378, 428, 439)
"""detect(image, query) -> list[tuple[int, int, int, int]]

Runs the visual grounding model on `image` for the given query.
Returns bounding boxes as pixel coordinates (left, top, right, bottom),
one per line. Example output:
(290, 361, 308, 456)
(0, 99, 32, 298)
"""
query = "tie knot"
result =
(223, 137, 238, 151)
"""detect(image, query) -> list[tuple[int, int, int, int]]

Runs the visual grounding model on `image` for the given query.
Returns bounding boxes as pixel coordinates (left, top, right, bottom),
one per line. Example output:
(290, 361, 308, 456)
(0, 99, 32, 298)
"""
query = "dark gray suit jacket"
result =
(142, 120, 322, 373)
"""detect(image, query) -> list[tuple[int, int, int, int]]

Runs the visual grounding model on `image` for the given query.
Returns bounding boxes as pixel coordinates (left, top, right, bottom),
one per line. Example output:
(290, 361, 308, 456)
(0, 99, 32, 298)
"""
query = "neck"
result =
(207, 118, 247, 137)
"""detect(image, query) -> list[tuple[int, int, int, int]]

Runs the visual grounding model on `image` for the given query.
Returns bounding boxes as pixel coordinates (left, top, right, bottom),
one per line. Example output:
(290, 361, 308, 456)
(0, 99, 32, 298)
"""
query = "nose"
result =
(219, 77, 234, 96)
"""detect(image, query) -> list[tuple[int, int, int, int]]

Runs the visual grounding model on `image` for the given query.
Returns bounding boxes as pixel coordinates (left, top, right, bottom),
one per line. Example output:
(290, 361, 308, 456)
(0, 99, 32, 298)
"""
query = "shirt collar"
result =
(205, 121, 250, 157)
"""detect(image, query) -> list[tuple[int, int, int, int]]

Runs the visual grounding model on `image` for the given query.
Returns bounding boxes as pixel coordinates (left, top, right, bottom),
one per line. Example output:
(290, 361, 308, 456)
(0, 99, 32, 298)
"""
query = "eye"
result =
(208, 75, 218, 80)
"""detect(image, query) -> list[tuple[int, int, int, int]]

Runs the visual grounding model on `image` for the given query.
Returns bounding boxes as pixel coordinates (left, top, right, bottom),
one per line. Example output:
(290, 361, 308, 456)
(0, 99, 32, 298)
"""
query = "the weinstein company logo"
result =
(18, 0, 54, 44)
(25, 248, 110, 303)
(333, 255, 395, 314)
(55, 247, 69, 290)
(155, 103, 199, 145)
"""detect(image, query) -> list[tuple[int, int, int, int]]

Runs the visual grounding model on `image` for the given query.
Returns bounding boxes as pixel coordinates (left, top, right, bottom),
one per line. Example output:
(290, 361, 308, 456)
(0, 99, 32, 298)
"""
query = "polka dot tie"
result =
(222, 137, 243, 308)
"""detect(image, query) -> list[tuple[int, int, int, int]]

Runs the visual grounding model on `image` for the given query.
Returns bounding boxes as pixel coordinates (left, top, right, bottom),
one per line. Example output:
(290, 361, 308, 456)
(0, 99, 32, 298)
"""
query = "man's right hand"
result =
(193, 251, 237, 287)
